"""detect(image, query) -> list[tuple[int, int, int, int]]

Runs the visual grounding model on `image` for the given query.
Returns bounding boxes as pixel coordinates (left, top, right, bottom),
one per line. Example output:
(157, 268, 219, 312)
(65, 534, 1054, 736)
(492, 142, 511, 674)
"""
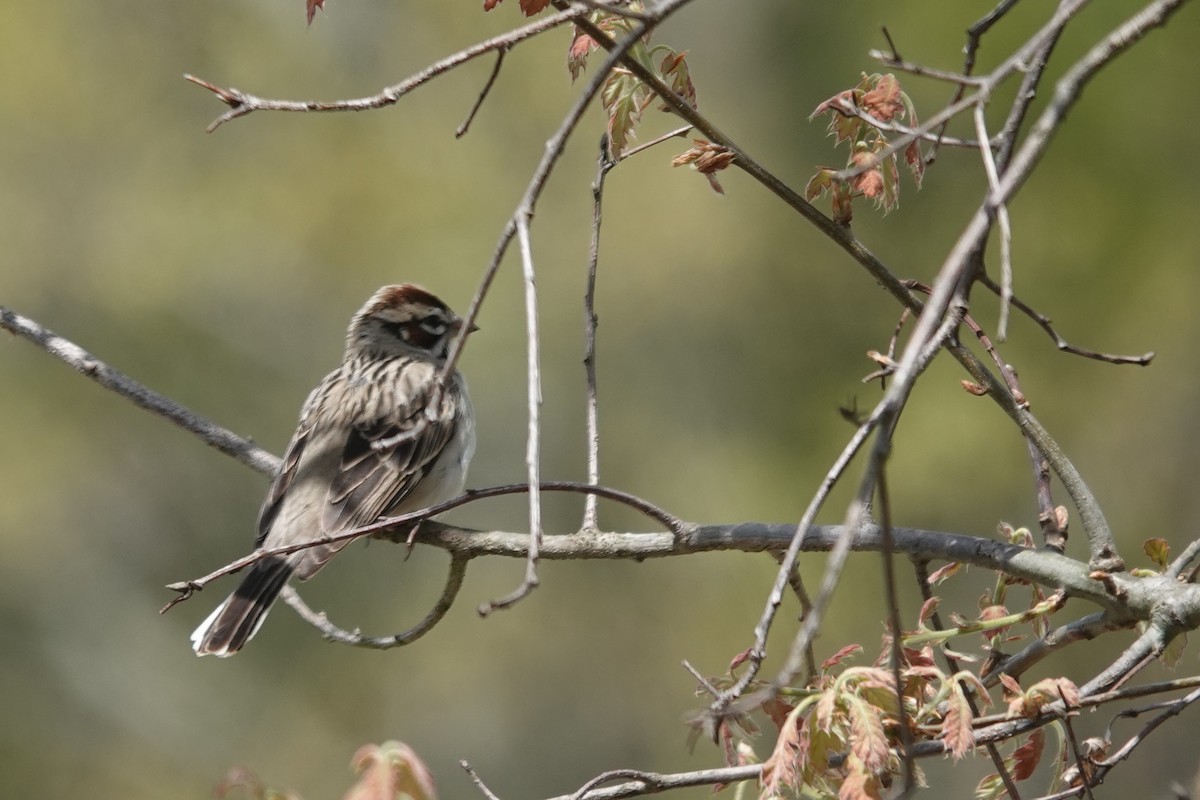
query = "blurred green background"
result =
(3, 2, 1198, 798)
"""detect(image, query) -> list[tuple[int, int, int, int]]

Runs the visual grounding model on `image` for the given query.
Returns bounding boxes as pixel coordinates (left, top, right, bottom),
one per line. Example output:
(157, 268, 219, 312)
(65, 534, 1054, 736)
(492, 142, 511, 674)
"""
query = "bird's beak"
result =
(456, 319, 480, 335)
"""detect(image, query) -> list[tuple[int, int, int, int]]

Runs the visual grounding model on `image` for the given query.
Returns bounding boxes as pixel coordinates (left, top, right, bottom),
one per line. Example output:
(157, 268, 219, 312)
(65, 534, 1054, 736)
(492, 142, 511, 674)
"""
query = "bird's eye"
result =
(419, 317, 448, 337)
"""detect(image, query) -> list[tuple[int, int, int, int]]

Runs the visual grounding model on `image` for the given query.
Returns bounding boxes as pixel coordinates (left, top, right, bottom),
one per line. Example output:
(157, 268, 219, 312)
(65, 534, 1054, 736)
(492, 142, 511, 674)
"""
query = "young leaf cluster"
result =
(805, 73, 925, 224)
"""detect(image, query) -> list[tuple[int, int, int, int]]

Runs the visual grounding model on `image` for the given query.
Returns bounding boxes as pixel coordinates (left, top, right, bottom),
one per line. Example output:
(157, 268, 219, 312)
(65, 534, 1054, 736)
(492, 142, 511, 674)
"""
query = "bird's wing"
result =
(253, 383, 325, 550)
(290, 379, 459, 579)
(324, 396, 458, 530)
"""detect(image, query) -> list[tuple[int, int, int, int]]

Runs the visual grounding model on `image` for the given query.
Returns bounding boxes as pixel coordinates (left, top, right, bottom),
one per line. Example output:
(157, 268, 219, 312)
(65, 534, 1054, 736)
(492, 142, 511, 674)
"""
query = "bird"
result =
(191, 284, 476, 656)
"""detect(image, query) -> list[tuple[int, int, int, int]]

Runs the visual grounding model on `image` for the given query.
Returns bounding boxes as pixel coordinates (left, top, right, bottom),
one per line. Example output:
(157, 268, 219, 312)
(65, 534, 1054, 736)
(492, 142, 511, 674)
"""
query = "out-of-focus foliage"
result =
(1, 2, 1198, 799)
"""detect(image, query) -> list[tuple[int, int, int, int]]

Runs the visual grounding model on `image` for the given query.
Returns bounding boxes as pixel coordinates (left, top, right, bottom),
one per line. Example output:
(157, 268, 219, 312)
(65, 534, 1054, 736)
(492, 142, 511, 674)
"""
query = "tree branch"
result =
(1, 306, 278, 477)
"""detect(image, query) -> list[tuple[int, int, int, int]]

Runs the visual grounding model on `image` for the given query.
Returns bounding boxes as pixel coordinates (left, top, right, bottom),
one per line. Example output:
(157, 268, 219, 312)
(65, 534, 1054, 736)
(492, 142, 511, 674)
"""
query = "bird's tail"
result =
(190, 556, 293, 657)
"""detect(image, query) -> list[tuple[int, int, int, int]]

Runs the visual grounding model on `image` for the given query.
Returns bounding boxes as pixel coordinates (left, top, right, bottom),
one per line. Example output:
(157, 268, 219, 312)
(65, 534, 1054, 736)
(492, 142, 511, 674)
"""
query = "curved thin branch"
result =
(978, 272, 1155, 366)
(277, 553, 469, 649)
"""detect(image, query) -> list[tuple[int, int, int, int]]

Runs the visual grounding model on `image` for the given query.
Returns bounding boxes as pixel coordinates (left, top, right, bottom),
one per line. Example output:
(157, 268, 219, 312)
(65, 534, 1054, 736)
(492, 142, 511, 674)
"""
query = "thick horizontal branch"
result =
(410, 520, 1184, 623)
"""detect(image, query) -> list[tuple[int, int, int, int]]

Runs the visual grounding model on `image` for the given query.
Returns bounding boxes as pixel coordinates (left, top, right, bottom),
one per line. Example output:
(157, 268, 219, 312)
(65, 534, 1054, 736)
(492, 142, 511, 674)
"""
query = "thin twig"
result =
(977, 273, 1155, 365)
(982, 612, 1133, 685)
(456, 47, 508, 138)
(277, 553, 469, 649)
(547, 764, 761, 800)
(876, 468, 916, 796)
(974, 102, 1015, 339)
(849, 105, 986, 148)
(570, 0, 654, 22)
(993, 5, 1065, 173)
(616, 124, 692, 161)
(1079, 623, 1168, 697)
(461, 761, 504, 800)
(478, 215, 544, 615)
(867, 53, 987, 87)
(1097, 685, 1200, 770)
(682, 659, 720, 698)
(721, 303, 967, 716)
(1166, 538, 1200, 580)
(1, 306, 279, 477)
(939, 0, 1022, 165)
(1057, 686, 1097, 800)
(186, 7, 589, 132)
(582, 135, 615, 532)
(769, 551, 817, 683)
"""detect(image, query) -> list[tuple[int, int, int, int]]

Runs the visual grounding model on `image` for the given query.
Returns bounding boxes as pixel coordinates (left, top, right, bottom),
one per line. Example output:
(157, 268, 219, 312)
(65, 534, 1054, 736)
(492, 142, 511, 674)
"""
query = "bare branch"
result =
(456, 47, 508, 138)
(548, 764, 761, 800)
(977, 272, 1155, 366)
(185, 7, 589, 131)
(478, 214, 543, 615)
(278, 553, 469, 649)
(1, 306, 279, 477)
(983, 612, 1135, 685)
(461, 761, 505, 800)
(581, 135, 615, 532)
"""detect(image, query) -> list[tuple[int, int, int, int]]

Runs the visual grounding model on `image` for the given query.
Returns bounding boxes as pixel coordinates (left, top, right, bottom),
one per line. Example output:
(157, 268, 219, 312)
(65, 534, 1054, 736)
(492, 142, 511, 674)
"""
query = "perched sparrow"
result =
(191, 284, 476, 656)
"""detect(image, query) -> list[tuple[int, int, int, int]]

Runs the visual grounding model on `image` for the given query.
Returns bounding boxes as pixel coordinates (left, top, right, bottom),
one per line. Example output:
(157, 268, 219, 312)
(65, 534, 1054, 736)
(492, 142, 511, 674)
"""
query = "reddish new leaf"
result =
(216, 766, 301, 800)
(483, 0, 550, 13)
(672, 139, 733, 194)
(519, 0, 551, 16)
(927, 562, 961, 585)
(1007, 677, 1079, 719)
(760, 707, 804, 797)
(849, 149, 883, 200)
(821, 643, 864, 672)
(838, 755, 883, 800)
(306, 0, 326, 24)
(939, 684, 974, 759)
(567, 27, 597, 82)
(1010, 729, 1045, 781)
(345, 742, 437, 800)
(728, 647, 754, 674)
(657, 48, 697, 109)
(846, 696, 889, 773)
(860, 74, 903, 122)
(762, 696, 796, 730)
